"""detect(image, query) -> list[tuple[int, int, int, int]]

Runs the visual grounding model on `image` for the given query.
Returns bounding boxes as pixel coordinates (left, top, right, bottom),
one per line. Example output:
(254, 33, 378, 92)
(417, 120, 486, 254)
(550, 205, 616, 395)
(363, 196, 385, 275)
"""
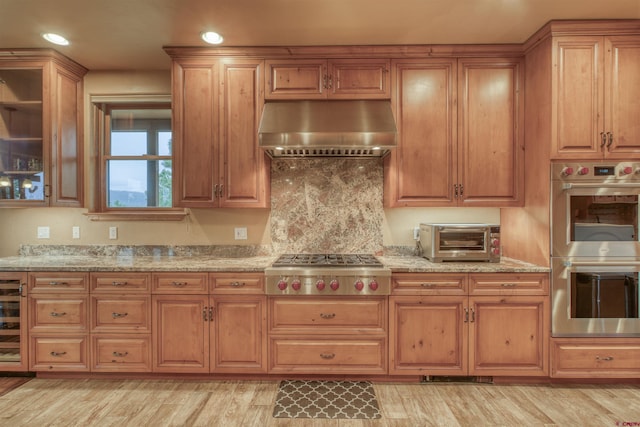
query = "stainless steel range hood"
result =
(258, 100, 397, 158)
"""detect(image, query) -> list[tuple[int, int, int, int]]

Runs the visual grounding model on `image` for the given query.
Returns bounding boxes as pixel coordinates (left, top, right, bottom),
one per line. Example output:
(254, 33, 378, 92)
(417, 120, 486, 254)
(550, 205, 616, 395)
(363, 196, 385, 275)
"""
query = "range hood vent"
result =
(258, 100, 397, 158)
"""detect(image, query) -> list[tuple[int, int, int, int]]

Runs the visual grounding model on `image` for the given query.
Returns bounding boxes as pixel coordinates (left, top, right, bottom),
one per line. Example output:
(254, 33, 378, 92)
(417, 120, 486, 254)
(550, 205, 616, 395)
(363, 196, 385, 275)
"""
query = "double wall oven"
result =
(551, 161, 640, 336)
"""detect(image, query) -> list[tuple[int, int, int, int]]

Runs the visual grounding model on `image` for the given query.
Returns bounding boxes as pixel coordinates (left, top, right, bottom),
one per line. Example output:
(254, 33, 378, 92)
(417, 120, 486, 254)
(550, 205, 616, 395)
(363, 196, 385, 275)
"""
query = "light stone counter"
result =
(377, 256, 549, 273)
(0, 254, 548, 273)
(0, 255, 278, 272)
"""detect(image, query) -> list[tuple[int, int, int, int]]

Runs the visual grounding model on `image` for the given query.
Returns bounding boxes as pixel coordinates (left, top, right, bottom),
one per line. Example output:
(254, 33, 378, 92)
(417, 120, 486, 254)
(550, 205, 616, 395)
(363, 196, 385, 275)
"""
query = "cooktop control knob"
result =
(561, 166, 574, 177)
(354, 280, 364, 291)
(291, 279, 302, 291)
(622, 166, 633, 175)
(316, 279, 326, 291)
(369, 279, 379, 291)
(329, 279, 340, 291)
(277, 279, 288, 291)
(577, 166, 589, 175)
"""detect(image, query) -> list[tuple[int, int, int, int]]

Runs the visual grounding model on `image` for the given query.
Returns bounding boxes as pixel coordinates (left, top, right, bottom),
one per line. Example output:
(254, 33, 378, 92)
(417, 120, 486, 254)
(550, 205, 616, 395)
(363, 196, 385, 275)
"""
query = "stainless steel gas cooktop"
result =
(265, 253, 390, 296)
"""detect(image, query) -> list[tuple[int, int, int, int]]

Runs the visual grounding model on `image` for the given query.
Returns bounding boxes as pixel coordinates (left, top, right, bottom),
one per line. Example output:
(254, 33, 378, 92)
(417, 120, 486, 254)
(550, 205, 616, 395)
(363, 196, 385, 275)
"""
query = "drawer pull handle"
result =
(501, 283, 517, 287)
(50, 312, 67, 317)
(421, 283, 435, 287)
(596, 356, 614, 361)
(320, 353, 335, 359)
(50, 351, 67, 357)
(230, 282, 245, 287)
(111, 281, 128, 286)
(320, 313, 336, 319)
(112, 312, 128, 318)
(112, 351, 128, 358)
(171, 281, 188, 287)
(49, 281, 69, 286)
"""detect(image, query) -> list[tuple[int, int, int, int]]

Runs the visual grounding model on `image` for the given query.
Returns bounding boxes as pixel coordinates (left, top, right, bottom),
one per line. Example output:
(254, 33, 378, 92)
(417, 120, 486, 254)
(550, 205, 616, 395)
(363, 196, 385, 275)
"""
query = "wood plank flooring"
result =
(0, 378, 638, 426)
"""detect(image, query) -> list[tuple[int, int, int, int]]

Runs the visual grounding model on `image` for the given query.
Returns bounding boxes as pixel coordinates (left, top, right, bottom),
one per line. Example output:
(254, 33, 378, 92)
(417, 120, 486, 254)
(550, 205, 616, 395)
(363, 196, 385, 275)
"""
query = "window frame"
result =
(87, 94, 187, 221)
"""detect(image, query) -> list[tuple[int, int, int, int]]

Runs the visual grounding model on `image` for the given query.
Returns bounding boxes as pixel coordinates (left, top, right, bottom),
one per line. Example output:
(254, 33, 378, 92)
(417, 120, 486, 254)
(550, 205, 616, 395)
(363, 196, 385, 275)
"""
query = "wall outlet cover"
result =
(37, 226, 50, 239)
(234, 227, 248, 240)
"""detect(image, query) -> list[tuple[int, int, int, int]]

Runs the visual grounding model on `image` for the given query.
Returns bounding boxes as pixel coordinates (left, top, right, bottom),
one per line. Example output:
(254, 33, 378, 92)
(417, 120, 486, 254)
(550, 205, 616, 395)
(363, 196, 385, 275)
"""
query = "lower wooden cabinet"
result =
(152, 273, 267, 374)
(30, 334, 89, 371)
(390, 273, 549, 377)
(268, 296, 388, 374)
(551, 338, 640, 378)
(92, 335, 152, 372)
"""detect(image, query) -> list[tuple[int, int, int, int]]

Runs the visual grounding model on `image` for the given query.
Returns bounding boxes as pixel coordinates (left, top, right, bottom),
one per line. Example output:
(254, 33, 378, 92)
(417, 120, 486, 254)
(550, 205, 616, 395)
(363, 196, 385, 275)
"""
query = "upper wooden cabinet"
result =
(0, 50, 86, 207)
(385, 57, 524, 207)
(552, 35, 640, 159)
(169, 56, 269, 208)
(265, 59, 391, 99)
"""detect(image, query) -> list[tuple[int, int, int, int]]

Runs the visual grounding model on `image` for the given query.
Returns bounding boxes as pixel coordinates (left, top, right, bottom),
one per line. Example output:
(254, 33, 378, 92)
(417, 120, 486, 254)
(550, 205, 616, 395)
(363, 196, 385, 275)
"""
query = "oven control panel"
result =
(552, 162, 640, 181)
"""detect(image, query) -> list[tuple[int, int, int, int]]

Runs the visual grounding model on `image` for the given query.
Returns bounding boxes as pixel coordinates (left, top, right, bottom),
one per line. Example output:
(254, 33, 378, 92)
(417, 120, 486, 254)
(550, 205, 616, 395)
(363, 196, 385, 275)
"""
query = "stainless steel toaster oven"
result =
(419, 223, 500, 262)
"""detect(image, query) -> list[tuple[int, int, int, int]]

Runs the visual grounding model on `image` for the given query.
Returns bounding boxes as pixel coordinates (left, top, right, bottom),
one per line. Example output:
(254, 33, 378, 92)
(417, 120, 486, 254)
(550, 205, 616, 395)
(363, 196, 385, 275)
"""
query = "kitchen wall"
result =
(0, 70, 499, 257)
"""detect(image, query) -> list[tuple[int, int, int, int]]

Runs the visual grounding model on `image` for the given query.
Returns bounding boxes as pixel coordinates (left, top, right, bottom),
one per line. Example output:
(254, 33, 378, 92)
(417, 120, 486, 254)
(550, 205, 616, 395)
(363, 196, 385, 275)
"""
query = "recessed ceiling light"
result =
(42, 33, 69, 46)
(201, 31, 224, 45)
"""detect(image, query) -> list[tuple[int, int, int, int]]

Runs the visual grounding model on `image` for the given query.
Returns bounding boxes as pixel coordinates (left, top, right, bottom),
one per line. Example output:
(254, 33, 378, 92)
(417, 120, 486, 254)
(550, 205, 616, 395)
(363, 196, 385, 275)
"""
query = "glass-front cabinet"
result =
(0, 50, 87, 207)
(0, 272, 27, 371)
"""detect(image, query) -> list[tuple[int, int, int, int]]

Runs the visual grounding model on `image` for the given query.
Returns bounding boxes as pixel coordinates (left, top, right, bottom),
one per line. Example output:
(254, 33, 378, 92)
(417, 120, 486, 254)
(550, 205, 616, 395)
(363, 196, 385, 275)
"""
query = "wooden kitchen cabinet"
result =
(0, 49, 86, 207)
(152, 273, 267, 373)
(0, 272, 28, 371)
(265, 58, 390, 99)
(90, 272, 151, 372)
(551, 338, 640, 378)
(552, 35, 640, 159)
(385, 57, 524, 207)
(28, 271, 90, 371)
(169, 55, 269, 208)
(268, 296, 388, 374)
(390, 273, 549, 376)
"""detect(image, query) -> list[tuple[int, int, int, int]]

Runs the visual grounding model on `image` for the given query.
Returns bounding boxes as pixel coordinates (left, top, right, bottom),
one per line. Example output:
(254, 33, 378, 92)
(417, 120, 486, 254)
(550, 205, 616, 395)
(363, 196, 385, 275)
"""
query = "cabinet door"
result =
(458, 58, 524, 207)
(389, 296, 467, 375)
(172, 60, 219, 207)
(328, 59, 390, 99)
(265, 59, 326, 99)
(210, 295, 266, 373)
(469, 296, 548, 376)
(385, 59, 457, 207)
(49, 63, 83, 206)
(552, 36, 604, 159)
(219, 59, 269, 208)
(605, 35, 640, 158)
(152, 294, 209, 372)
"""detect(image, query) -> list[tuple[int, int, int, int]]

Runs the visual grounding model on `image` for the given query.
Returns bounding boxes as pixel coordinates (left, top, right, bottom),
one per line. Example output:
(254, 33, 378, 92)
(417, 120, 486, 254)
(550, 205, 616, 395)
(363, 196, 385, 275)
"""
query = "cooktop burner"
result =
(272, 253, 383, 267)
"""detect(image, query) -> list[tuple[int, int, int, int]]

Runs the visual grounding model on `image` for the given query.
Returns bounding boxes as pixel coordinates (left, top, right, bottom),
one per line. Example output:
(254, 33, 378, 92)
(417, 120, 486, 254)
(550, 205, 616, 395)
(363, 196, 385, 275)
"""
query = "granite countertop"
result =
(0, 253, 548, 273)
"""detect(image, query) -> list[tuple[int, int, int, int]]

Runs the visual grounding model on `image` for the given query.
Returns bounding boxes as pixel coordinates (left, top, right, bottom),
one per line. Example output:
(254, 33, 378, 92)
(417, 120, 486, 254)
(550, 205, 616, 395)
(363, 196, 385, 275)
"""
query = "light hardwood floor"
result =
(0, 378, 638, 426)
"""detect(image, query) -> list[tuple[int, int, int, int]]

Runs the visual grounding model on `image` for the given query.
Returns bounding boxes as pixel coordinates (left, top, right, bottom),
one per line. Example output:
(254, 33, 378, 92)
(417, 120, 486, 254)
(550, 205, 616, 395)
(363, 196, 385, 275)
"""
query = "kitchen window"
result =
(89, 95, 186, 220)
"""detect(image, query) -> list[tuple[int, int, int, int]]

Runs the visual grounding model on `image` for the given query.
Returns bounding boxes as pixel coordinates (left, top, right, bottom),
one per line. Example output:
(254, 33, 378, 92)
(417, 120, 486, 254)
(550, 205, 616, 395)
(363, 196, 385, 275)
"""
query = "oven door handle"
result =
(564, 260, 640, 267)
(439, 227, 488, 233)
(562, 182, 640, 190)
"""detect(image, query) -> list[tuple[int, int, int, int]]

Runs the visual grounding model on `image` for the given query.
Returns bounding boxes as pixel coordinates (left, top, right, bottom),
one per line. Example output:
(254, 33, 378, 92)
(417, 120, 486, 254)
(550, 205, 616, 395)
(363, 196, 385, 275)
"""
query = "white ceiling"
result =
(1, 0, 639, 71)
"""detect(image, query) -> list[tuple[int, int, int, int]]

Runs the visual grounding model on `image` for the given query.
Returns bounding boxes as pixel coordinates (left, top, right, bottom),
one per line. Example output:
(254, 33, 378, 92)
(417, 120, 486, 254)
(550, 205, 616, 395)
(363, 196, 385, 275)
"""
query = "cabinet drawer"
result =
(30, 335, 89, 371)
(91, 273, 151, 293)
(91, 335, 151, 372)
(29, 296, 88, 332)
(28, 272, 89, 293)
(551, 338, 640, 378)
(269, 337, 387, 374)
(210, 273, 264, 294)
(90, 296, 151, 333)
(392, 273, 467, 295)
(469, 273, 549, 295)
(269, 297, 387, 334)
(152, 273, 208, 294)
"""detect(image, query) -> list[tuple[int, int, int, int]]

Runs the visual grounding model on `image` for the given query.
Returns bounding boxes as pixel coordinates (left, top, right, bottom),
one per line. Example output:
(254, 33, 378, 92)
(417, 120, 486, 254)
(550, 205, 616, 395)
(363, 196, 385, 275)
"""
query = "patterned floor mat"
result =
(272, 380, 382, 419)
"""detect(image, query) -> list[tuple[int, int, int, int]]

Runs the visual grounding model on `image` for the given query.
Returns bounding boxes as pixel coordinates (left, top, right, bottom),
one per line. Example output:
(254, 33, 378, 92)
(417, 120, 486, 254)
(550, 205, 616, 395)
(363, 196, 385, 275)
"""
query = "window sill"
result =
(84, 210, 189, 222)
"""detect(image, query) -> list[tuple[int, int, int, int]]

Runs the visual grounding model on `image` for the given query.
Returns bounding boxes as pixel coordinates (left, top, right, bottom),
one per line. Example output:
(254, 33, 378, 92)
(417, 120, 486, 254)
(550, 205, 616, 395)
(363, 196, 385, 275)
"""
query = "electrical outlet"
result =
(413, 226, 420, 240)
(37, 226, 50, 239)
(109, 226, 118, 240)
(234, 227, 248, 240)
(72, 226, 80, 239)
